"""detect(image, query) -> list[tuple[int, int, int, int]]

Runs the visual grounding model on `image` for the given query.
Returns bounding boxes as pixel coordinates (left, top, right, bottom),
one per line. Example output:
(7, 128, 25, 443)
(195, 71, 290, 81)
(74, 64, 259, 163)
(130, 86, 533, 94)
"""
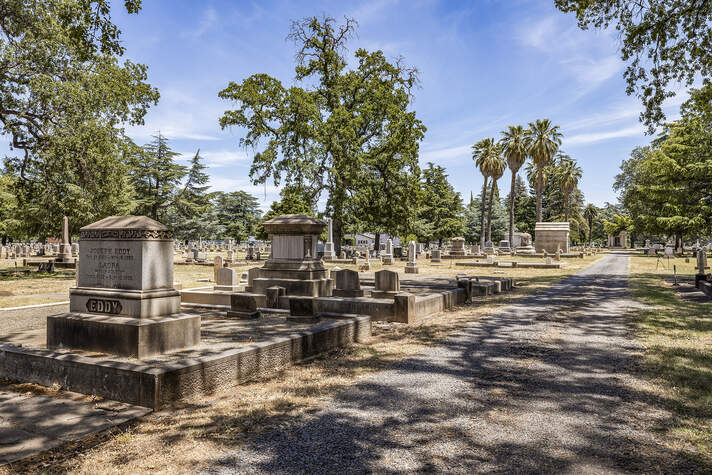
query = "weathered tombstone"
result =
(265, 286, 286, 308)
(382, 238, 394, 265)
(372, 269, 400, 298)
(227, 249, 235, 262)
(332, 269, 364, 297)
(483, 240, 495, 255)
(450, 237, 466, 257)
(405, 240, 419, 274)
(431, 249, 442, 263)
(695, 250, 709, 287)
(227, 293, 266, 319)
(215, 267, 240, 291)
(245, 266, 261, 291)
(555, 246, 561, 261)
(498, 240, 511, 254)
(288, 296, 318, 323)
(71, 242, 79, 257)
(339, 250, 347, 259)
(213, 255, 224, 282)
(47, 216, 200, 358)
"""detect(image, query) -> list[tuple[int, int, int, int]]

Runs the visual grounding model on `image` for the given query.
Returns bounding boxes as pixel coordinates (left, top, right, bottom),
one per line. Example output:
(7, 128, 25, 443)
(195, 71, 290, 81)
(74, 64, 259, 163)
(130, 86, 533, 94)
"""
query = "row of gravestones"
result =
(0, 243, 79, 259)
(330, 268, 402, 298)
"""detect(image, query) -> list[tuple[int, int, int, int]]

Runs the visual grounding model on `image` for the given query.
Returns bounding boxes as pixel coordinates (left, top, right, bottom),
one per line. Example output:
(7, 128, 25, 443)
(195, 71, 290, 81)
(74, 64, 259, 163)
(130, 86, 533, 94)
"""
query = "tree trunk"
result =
(564, 194, 569, 222)
(509, 171, 516, 246)
(333, 217, 342, 256)
(487, 180, 496, 243)
(480, 177, 488, 248)
(536, 169, 543, 222)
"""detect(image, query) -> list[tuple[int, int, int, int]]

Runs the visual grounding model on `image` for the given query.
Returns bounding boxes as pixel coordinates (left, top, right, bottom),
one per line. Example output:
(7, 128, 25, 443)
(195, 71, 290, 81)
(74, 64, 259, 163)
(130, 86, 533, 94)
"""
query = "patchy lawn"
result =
(629, 254, 712, 466)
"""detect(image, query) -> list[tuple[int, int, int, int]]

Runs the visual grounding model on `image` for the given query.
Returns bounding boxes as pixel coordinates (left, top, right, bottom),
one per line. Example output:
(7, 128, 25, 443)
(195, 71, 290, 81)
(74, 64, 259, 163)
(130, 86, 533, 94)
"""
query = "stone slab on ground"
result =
(0, 307, 370, 409)
(0, 388, 150, 466)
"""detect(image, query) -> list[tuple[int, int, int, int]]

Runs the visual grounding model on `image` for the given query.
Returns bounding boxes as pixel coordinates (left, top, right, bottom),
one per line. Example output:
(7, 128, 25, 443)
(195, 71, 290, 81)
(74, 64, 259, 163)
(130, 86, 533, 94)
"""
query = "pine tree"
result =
(418, 163, 466, 246)
(166, 149, 218, 239)
(214, 191, 262, 243)
(129, 133, 186, 221)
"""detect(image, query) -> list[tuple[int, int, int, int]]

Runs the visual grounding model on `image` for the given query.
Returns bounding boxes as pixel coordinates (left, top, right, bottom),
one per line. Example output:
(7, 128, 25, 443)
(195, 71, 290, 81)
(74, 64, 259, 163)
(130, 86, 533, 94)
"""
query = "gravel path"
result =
(0, 302, 68, 336)
(208, 253, 695, 473)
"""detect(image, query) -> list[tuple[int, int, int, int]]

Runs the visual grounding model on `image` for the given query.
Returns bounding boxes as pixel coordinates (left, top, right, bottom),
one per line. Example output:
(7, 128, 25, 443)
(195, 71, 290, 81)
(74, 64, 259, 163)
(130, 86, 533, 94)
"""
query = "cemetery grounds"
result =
(0, 251, 710, 472)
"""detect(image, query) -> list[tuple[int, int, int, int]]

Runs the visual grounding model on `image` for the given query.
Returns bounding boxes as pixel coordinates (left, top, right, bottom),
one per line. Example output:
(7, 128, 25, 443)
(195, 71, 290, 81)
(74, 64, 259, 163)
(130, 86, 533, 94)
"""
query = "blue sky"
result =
(107, 0, 686, 212)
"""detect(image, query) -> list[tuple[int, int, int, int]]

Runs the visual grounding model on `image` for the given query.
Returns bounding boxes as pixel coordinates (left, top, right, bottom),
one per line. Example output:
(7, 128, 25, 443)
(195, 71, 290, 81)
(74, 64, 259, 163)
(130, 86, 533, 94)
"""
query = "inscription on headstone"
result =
(86, 298, 122, 314)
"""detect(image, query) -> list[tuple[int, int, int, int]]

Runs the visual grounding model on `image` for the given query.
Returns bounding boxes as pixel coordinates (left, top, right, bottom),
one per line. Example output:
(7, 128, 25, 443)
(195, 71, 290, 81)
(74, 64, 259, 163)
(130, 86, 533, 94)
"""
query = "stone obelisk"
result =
(56, 216, 75, 263)
(323, 217, 336, 260)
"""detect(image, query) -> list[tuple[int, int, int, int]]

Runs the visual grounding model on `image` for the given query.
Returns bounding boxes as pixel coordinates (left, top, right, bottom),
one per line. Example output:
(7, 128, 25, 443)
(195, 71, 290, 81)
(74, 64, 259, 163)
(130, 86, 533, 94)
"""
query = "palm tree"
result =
(486, 155, 506, 243)
(472, 138, 500, 248)
(525, 119, 562, 222)
(583, 203, 598, 244)
(558, 156, 582, 222)
(500, 125, 528, 246)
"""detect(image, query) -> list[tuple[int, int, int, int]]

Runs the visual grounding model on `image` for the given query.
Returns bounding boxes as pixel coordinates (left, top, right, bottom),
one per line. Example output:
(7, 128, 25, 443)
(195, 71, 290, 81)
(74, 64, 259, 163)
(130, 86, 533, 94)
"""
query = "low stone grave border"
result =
(455, 261, 563, 269)
(0, 315, 370, 410)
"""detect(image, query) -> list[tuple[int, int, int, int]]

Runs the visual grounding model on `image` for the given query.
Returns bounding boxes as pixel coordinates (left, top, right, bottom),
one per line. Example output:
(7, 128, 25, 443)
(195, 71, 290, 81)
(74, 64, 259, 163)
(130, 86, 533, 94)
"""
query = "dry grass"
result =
(0, 257, 600, 474)
(628, 253, 712, 465)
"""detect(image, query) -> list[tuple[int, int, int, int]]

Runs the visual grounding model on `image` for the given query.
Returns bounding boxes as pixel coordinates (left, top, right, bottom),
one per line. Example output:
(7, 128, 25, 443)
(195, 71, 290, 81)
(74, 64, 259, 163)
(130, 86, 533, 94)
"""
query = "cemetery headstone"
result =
(372, 269, 400, 298)
(47, 216, 200, 358)
(332, 269, 364, 297)
(405, 240, 419, 274)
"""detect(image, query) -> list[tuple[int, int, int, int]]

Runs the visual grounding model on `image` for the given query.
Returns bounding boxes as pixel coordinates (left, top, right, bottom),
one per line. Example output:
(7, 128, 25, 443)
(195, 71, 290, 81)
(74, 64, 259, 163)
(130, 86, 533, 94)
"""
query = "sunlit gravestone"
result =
(47, 216, 200, 358)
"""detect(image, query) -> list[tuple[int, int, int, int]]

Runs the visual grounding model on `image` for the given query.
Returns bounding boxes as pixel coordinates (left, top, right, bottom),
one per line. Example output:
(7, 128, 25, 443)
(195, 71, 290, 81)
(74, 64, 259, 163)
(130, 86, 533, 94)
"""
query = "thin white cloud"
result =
(201, 150, 251, 167)
(564, 125, 644, 145)
(565, 99, 641, 131)
(419, 144, 471, 164)
(350, 0, 400, 24)
(518, 14, 621, 98)
(182, 7, 218, 40)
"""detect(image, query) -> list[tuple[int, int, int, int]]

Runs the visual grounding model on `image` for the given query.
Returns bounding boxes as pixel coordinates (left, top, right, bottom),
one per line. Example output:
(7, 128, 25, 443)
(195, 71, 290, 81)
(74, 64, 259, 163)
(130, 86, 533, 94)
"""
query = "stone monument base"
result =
(47, 313, 201, 359)
(333, 289, 365, 297)
(371, 290, 399, 299)
(515, 246, 536, 255)
(405, 264, 419, 274)
(449, 251, 466, 257)
(69, 287, 181, 319)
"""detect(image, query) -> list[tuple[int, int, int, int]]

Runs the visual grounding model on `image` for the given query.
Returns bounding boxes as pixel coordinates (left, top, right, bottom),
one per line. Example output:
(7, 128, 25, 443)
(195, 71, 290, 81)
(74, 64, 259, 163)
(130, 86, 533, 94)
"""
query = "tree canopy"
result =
(556, 0, 712, 131)
(218, 16, 425, 253)
(0, 0, 158, 236)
